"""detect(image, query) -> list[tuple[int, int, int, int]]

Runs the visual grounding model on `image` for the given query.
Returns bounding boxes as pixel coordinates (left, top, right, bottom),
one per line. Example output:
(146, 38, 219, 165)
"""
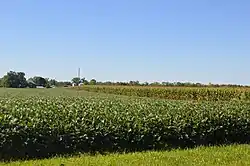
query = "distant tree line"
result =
(71, 77, 97, 85)
(92, 81, 249, 88)
(0, 71, 71, 88)
(0, 71, 248, 88)
(71, 77, 249, 88)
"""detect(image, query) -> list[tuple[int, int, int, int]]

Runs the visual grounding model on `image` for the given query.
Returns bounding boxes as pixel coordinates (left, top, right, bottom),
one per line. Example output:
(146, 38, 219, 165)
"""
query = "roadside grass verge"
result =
(1, 144, 250, 166)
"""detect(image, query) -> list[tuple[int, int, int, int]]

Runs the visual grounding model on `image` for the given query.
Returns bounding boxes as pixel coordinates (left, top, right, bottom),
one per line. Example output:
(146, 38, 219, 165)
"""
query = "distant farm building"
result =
(36, 86, 45, 89)
(27, 80, 45, 88)
(27, 80, 36, 88)
(72, 82, 83, 87)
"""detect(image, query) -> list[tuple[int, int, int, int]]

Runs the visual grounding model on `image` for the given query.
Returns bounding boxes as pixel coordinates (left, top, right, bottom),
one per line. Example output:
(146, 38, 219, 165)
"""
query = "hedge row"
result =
(0, 96, 250, 160)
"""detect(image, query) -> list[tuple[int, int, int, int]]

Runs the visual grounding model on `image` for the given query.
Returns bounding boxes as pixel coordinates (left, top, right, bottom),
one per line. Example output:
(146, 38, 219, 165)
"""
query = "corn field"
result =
(0, 88, 250, 160)
(79, 85, 250, 101)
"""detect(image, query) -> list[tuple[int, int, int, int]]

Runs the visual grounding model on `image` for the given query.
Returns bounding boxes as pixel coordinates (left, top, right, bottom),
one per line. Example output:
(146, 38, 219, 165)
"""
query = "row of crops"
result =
(1, 94, 250, 160)
(78, 86, 250, 101)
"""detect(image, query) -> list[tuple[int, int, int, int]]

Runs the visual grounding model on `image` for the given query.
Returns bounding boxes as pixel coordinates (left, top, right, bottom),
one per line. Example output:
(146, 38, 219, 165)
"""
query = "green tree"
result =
(80, 78, 89, 85)
(72, 77, 80, 84)
(49, 79, 57, 86)
(82, 79, 89, 85)
(150, 82, 161, 86)
(1, 71, 28, 88)
(2, 75, 10, 88)
(89, 79, 97, 85)
(55, 81, 71, 87)
(30, 76, 47, 87)
(129, 80, 140, 86)
(17, 72, 28, 88)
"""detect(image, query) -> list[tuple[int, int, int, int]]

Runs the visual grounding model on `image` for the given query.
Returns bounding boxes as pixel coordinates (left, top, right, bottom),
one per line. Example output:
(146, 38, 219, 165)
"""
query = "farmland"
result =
(78, 85, 250, 101)
(0, 87, 250, 163)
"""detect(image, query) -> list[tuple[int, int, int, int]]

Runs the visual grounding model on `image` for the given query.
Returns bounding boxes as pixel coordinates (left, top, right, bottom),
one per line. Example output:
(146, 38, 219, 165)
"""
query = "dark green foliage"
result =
(29, 76, 47, 87)
(81, 78, 89, 85)
(0, 96, 250, 160)
(1, 71, 28, 88)
(92, 80, 249, 88)
(80, 86, 250, 101)
(89, 79, 97, 85)
(55, 81, 72, 87)
(49, 79, 57, 86)
(27, 81, 37, 88)
(72, 77, 80, 84)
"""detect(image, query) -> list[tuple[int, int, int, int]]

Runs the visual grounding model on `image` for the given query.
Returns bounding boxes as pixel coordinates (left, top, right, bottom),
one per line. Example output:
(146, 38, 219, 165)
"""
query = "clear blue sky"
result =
(1, 0, 250, 84)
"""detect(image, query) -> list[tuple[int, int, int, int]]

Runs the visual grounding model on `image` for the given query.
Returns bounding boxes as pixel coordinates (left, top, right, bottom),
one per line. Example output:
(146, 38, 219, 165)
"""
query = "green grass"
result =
(1, 145, 250, 166)
(0, 87, 136, 99)
(0, 88, 100, 97)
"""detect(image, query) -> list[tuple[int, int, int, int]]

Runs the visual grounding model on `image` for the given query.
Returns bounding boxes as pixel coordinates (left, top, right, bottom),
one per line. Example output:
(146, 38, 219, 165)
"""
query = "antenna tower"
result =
(78, 68, 80, 78)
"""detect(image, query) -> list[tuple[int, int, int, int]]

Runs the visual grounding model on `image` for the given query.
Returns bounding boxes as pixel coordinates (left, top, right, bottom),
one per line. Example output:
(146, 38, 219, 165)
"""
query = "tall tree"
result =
(89, 79, 97, 85)
(72, 77, 80, 84)
(17, 72, 28, 88)
(30, 76, 47, 87)
(1, 71, 27, 88)
(80, 78, 89, 85)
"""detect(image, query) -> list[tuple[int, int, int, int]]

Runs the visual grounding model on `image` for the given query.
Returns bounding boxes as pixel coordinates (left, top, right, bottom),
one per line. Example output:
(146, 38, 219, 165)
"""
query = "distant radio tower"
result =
(78, 68, 80, 78)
